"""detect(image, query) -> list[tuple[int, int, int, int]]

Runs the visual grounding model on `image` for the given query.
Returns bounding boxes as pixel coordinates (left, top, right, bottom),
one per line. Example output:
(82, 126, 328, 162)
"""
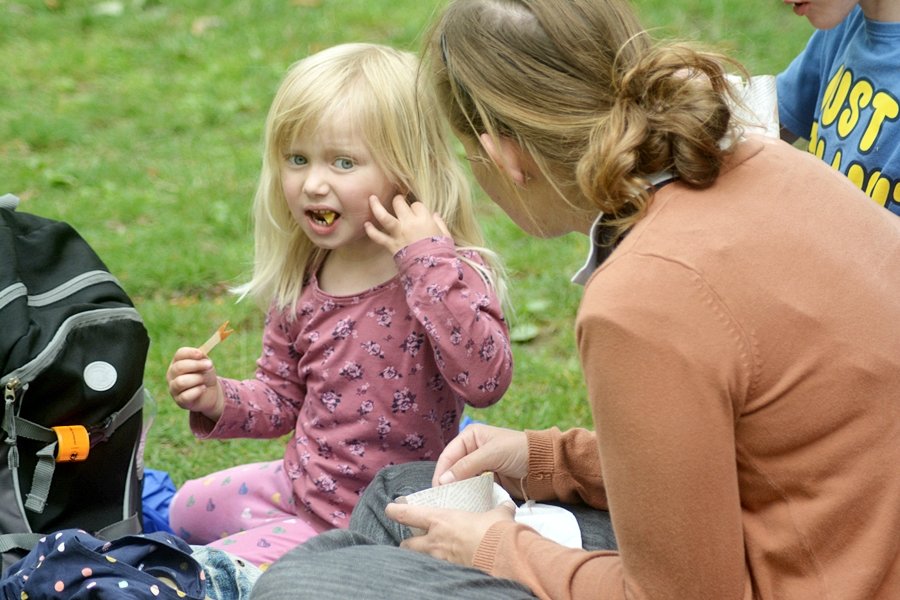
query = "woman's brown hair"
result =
(425, 0, 741, 234)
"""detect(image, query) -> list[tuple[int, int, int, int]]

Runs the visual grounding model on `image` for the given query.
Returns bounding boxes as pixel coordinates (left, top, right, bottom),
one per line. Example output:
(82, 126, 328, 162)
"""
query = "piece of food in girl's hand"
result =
(198, 320, 234, 355)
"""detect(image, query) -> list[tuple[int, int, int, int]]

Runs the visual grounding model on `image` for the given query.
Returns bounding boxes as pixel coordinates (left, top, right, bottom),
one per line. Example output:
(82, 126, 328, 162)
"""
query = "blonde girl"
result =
(242, 42, 506, 309)
(165, 43, 512, 568)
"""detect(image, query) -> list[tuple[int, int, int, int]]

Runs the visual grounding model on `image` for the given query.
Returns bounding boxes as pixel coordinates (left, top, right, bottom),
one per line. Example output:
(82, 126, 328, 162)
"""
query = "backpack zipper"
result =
(2, 269, 133, 388)
(1, 307, 144, 388)
(0, 271, 120, 313)
(4, 377, 20, 415)
(26, 270, 120, 307)
(0, 283, 27, 313)
(3, 377, 23, 452)
(2, 376, 30, 532)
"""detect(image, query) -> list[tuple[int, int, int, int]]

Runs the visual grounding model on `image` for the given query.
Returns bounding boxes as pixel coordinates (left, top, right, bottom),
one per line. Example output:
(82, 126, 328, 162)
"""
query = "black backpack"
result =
(0, 193, 151, 570)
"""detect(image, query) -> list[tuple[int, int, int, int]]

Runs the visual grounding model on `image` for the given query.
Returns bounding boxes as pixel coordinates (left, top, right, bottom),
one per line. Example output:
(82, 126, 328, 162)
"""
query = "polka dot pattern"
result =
(1, 529, 207, 599)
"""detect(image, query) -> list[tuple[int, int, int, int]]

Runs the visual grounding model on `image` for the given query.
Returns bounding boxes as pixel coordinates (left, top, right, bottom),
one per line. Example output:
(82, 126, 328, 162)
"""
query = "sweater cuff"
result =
(472, 521, 513, 574)
(525, 429, 557, 500)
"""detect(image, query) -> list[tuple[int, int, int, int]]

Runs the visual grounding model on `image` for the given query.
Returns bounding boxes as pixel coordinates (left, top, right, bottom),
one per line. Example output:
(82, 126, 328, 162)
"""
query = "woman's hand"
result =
(365, 194, 451, 255)
(385, 501, 516, 567)
(433, 424, 530, 498)
(166, 347, 225, 422)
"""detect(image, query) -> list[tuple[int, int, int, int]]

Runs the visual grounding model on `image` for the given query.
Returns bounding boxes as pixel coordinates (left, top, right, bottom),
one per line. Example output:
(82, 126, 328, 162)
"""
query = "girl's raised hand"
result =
(166, 347, 225, 422)
(364, 194, 451, 255)
(432, 424, 530, 498)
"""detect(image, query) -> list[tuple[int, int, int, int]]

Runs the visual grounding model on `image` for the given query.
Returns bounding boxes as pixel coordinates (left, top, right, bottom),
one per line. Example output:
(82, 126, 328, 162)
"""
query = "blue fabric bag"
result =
(0, 529, 207, 599)
(141, 469, 176, 534)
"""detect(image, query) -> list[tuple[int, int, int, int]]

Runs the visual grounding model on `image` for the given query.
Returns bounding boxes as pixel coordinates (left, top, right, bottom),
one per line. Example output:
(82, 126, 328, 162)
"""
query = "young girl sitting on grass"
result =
(164, 42, 512, 568)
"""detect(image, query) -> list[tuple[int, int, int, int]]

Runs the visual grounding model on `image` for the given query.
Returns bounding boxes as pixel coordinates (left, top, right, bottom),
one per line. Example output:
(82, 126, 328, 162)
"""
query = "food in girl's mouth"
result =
(309, 209, 338, 225)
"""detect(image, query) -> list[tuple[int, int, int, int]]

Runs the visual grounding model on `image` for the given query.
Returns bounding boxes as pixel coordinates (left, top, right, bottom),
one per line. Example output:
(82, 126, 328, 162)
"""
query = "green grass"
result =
(1, 0, 812, 485)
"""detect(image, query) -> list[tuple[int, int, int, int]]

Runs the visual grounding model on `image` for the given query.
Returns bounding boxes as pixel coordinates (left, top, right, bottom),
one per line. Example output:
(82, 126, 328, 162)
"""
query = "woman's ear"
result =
(478, 133, 529, 186)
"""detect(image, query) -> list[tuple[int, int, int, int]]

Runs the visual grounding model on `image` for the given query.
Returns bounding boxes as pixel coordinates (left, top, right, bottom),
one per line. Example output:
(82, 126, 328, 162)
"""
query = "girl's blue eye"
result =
(334, 158, 354, 170)
(287, 154, 307, 166)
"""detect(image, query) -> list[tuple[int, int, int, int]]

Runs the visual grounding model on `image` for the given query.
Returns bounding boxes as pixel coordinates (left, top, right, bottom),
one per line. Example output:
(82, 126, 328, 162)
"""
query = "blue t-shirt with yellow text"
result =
(777, 6, 900, 215)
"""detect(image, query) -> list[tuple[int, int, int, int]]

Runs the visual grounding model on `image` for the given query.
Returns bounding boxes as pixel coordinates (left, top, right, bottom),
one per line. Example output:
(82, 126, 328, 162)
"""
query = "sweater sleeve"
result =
(524, 428, 608, 508)
(473, 254, 754, 600)
(393, 236, 512, 408)
(190, 303, 305, 440)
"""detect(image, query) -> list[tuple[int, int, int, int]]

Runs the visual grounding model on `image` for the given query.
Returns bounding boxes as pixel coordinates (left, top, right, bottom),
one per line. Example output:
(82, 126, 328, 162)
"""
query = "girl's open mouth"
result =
(307, 209, 340, 226)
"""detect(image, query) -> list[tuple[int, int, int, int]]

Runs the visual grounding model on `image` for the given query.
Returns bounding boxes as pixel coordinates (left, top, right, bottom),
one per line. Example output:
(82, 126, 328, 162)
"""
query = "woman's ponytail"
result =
(578, 44, 737, 226)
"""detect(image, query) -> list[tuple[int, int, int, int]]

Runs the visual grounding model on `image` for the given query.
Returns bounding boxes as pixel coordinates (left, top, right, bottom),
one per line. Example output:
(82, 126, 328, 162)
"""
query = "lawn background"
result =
(1, 0, 812, 486)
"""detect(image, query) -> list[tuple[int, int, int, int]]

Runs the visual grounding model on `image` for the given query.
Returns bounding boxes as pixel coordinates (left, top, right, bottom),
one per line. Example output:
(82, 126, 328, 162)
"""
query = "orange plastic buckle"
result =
(52, 425, 90, 462)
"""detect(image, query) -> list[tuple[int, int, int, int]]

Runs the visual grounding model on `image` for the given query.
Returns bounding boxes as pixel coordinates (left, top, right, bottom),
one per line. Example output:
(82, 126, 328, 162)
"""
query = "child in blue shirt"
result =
(777, 1, 900, 215)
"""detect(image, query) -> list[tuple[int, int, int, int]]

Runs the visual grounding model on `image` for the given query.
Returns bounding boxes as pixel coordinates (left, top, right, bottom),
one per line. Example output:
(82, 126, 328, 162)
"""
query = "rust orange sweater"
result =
(473, 137, 900, 599)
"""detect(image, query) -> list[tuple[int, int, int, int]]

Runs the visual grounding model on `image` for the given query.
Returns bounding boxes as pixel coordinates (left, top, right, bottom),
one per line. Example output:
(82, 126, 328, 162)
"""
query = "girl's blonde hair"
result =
(237, 43, 506, 311)
(425, 0, 741, 236)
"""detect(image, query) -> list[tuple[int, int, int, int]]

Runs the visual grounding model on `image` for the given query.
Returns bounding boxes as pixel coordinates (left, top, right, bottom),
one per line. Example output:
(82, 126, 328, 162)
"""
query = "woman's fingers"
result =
(388, 502, 517, 566)
(432, 425, 529, 487)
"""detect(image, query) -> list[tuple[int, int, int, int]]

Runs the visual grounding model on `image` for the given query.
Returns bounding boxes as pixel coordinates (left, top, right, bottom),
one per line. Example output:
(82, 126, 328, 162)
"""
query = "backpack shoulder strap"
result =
(0, 532, 43, 554)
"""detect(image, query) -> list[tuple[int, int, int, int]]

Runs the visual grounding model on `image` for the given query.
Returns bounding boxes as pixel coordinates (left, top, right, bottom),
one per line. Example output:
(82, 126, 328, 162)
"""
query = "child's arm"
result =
(366, 193, 512, 408)
(171, 308, 309, 440)
(199, 306, 308, 440)
(397, 238, 513, 408)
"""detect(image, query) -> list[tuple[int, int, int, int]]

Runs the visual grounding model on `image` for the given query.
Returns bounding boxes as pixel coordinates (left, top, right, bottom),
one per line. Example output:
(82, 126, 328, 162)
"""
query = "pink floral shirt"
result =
(191, 237, 512, 531)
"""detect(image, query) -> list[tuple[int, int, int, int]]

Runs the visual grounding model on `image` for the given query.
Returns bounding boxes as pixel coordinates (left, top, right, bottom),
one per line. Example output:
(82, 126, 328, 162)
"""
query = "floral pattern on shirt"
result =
(195, 237, 512, 532)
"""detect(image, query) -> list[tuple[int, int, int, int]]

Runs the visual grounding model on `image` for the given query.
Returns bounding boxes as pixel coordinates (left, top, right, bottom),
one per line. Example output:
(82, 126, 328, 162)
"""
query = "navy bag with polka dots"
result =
(0, 528, 208, 599)
(0, 194, 151, 570)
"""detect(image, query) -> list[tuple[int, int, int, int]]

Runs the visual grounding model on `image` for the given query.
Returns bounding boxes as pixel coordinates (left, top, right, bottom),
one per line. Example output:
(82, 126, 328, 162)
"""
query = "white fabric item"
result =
(726, 74, 780, 140)
(514, 501, 583, 549)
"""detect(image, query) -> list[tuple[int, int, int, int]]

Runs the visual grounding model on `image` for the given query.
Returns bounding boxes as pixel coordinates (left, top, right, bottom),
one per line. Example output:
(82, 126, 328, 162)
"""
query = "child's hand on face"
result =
(166, 347, 225, 423)
(364, 194, 452, 255)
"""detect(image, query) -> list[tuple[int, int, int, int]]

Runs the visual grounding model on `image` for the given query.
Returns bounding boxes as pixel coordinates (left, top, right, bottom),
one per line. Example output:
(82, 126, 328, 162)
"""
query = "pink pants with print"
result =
(168, 459, 318, 569)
